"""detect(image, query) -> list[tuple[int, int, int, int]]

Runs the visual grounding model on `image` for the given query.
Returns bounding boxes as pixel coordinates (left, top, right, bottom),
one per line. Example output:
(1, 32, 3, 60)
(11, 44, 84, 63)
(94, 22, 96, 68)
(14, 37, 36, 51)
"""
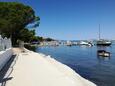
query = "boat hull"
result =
(97, 43, 111, 46)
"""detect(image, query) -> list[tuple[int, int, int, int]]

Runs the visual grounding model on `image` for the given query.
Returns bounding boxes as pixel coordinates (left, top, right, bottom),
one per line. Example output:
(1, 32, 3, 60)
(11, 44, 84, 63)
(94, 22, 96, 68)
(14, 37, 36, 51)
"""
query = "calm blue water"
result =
(36, 45, 115, 86)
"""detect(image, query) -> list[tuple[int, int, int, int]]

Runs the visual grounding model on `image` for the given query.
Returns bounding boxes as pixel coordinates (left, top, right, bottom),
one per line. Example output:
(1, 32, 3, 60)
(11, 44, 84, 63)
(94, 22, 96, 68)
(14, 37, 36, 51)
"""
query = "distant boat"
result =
(79, 41, 93, 46)
(96, 24, 112, 46)
(66, 41, 72, 46)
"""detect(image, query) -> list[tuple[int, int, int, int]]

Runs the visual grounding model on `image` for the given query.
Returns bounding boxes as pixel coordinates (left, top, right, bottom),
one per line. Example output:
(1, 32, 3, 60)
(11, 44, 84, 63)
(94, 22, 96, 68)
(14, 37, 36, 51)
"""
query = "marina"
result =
(39, 40, 112, 47)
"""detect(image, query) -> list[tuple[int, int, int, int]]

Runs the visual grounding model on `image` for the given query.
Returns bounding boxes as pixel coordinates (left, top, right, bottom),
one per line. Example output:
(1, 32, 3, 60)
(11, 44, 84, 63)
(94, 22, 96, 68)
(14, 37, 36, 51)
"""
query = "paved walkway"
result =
(1, 48, 96, 86)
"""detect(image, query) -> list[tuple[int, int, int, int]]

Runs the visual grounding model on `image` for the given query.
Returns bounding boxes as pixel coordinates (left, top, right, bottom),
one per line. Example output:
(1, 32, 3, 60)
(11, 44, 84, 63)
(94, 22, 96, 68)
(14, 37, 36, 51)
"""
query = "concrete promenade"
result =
(1, 48, 96, 86)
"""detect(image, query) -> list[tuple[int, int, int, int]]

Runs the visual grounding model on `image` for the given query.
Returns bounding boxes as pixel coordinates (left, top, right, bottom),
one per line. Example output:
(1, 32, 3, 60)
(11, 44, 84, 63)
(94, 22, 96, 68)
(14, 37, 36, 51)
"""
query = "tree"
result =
(45, 38, 54, 41)
(19, 28, 35, 43)
(37, 36, 44, 42)
(0, 2, 40, 45)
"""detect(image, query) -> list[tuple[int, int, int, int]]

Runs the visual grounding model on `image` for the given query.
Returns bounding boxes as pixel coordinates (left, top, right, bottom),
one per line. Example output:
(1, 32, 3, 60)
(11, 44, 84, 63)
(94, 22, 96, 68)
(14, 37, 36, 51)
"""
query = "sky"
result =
(1, 0, 115, 40)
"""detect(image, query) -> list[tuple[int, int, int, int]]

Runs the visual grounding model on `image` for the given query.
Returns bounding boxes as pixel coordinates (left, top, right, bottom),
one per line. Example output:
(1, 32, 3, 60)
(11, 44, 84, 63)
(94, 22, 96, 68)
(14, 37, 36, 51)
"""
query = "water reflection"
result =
(97, 45, 111, 49)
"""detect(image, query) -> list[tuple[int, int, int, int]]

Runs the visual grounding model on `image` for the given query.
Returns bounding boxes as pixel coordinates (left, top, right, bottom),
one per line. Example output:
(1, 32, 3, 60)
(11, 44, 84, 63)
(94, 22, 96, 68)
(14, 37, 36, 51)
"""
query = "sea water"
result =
(36, 45, 115, 86)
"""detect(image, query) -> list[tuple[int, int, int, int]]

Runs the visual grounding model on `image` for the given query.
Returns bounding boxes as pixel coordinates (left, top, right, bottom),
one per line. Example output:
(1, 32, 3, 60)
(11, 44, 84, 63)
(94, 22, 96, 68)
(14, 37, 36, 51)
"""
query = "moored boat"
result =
(96, 24, 112, 46)
(66, 41, 72, 46)
(97, 39, 112, 46)
(79, 41, 93, 46)
(97, 50, 110, 57)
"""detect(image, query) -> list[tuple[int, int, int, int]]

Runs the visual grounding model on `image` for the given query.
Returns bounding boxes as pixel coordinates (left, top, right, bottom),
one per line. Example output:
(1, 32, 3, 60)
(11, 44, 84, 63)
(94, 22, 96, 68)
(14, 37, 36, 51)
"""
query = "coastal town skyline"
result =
(1, 0, 115, 40)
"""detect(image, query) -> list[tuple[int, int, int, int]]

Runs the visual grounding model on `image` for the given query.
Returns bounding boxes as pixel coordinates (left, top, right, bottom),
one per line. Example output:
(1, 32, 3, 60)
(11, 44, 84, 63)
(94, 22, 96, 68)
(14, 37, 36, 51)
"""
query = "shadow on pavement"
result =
(0, 55, 17, 86)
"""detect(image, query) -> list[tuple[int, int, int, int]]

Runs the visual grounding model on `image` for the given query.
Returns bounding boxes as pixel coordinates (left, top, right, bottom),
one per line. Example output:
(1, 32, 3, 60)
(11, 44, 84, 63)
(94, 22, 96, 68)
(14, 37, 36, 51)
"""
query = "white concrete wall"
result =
(0, 35, 12, 51)
(0, 48, 13, 71)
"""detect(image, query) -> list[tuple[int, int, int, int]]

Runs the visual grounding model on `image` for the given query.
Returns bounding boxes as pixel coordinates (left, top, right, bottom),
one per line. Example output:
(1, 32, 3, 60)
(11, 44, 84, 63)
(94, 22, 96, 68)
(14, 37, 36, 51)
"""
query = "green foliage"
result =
(0, 2, 40, 45)
(37, 36, 44, 42)
(19, 28, 35, 42)
(45, 38, 54, 41)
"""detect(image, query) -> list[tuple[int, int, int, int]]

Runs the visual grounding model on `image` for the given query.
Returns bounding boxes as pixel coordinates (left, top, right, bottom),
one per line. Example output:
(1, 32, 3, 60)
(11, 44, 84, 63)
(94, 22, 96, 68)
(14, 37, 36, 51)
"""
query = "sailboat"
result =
(96, 24, 112, 46)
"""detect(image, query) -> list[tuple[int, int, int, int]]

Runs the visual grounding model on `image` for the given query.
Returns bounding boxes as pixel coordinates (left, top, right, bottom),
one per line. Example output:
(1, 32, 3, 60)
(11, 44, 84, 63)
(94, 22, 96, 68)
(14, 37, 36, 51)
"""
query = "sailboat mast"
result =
(99, 24, 101, 40)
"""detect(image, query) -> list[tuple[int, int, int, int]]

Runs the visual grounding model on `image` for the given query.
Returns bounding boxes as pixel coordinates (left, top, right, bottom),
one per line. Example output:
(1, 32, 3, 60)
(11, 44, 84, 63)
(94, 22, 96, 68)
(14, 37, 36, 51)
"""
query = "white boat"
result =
(66, 41, 72, 46)
(80, 41, 89, 45)
(79, 41, 93, 46)
(97, 50, 110, 57)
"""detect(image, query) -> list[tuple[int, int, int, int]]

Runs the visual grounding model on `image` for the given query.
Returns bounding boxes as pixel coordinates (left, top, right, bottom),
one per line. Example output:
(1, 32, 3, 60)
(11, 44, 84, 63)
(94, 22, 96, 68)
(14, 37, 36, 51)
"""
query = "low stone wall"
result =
(0, 48, 13, 71)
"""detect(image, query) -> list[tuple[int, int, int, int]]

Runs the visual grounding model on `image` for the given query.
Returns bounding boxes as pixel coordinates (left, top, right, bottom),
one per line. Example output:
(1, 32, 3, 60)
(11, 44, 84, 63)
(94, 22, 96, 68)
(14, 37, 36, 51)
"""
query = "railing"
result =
(0, 35, 12, 51)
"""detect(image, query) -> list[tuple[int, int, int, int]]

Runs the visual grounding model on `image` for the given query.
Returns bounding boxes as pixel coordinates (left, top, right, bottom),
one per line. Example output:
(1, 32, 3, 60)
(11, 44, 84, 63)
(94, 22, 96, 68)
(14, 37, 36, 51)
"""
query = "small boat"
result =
(97, 50, 110, 57)
(66, 41, 72, 46)
(79, 41, 93, 46)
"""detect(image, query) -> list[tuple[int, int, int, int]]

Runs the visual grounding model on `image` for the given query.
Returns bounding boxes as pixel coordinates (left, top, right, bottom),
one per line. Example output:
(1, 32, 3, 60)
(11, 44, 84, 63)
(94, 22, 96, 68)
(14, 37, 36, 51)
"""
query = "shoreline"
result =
(5, 48, 96, 86)
(41, 54, 96, 86)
